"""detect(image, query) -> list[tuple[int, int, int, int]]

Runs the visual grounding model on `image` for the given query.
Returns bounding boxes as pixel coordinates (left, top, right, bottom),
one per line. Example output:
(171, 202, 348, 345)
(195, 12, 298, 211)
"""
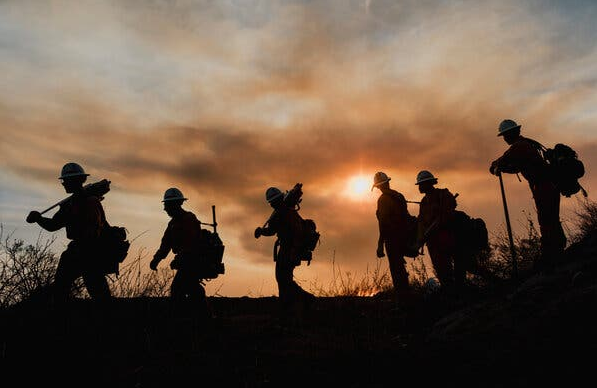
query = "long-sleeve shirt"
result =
(493, 136, 550, 186)
(262, 206, 303, 247)
(154, 211, 203, 262)
(417, 187, 457, 243)
(41, 192, 105, 242)
(376, 189, 409, 246)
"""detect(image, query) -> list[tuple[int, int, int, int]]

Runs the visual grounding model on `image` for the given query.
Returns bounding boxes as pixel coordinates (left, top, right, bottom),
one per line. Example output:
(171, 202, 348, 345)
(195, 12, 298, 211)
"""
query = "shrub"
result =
(0, 226, 59, 307)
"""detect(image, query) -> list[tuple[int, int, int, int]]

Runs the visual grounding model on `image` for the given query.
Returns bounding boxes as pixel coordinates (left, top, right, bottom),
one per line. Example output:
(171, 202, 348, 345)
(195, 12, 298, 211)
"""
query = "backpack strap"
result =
(524, 138, 549, 162)
(525, 137, 547, 151)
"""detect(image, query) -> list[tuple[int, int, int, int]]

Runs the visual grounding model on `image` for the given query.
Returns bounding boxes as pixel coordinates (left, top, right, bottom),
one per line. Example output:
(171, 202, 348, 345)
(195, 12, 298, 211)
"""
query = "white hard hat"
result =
(498, 119, 521, 137)
(371, 171, 390, 191)
(59, 162, 89, 179)
(415, 170, 437, 185)
(162, 187, 187, 202)
(265, 187, 284, 203)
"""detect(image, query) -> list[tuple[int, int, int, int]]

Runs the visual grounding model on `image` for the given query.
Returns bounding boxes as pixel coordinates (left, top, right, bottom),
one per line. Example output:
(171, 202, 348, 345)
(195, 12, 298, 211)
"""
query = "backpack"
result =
(403, 213, 420, 258)
(280, 183, 320, 265)
(99, 224, 130, 276)
(452, 211, 489, 269)
(197, 228, 225, 279)
(469, 217, 489, 253)
(298, 218, 320, 265)
(544, 144, 586, 197)
(531, 140, 587, 198)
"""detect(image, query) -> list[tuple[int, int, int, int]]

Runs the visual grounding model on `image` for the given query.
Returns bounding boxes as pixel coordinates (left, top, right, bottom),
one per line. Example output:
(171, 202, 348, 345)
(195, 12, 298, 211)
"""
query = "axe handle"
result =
(38, 180, 110, 215)
(40, 198, 69, 215)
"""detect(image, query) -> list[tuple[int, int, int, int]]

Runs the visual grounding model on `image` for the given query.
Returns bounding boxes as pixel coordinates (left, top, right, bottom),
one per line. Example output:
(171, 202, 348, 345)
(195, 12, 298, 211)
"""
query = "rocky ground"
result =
(2, 231, 597, 387)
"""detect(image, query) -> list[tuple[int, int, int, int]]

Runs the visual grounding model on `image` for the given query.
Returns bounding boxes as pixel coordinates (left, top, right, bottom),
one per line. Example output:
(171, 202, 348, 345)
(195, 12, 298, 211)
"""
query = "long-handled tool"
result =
(38, 179, 111, 215)
(498, 172, 518, 281)
(200, 205, 218, 233)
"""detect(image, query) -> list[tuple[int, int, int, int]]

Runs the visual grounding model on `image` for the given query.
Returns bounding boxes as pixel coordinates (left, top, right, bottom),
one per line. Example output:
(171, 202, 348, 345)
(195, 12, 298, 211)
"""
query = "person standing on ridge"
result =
(26, 162, 112, 303)
(415, 170, 462, 292)
(490, 119, 566, 271)
(254, 184, 315, 317)
(372, 171, 413, 303)
(150, 188, 209, 315)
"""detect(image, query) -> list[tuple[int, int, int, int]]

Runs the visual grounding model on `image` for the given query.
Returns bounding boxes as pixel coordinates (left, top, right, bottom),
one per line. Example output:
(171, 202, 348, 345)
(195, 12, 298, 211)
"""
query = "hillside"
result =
(1, 231, 596, 388)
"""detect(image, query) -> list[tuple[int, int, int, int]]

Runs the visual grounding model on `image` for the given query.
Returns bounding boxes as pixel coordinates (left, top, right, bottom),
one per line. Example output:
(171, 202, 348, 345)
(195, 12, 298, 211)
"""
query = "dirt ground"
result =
(1, 278, 596, 388)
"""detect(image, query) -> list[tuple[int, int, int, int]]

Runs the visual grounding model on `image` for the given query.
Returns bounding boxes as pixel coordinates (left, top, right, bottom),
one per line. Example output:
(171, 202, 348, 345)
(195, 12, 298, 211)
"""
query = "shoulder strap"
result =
(524, 138, 550, 163)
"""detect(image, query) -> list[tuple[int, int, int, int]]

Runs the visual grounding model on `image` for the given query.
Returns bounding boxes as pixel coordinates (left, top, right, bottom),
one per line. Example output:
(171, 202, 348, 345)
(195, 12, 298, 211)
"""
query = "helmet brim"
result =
(266, 192, 284, 203)
(371, 178, 390, 191)
(59, 173, 90, 180)
(497, 124, 521, 136)
(162, 197, 187, 203)
(415, 177, 438, 185)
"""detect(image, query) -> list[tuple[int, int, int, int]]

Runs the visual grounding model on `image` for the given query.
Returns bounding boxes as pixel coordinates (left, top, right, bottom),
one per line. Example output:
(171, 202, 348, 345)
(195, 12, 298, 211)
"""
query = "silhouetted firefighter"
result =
(490, 119, 567, 271)
(26, 162, 112, 303)
(415, 170, 465, 292)
(254, 184, 316, 316)
(371, 171, 417, 303)
(150, 188, 220, 315)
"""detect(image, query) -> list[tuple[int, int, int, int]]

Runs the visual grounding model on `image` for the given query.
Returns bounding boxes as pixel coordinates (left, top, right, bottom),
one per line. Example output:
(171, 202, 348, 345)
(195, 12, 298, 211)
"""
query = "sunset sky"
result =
(1, 0, 596, 297)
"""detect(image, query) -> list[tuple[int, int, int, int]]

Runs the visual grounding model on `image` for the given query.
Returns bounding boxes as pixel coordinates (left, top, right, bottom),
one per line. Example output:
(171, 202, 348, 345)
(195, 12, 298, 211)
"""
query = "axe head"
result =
(84, 179, 111, 200)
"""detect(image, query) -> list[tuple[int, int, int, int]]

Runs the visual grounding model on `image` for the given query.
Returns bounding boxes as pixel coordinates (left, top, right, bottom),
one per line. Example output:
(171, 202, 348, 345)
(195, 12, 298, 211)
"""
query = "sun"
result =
(345, 175, 371, 199)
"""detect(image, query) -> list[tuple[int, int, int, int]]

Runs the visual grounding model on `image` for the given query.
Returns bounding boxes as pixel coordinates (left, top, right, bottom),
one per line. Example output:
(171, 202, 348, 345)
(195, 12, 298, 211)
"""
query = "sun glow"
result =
(345, 175, 371, 199)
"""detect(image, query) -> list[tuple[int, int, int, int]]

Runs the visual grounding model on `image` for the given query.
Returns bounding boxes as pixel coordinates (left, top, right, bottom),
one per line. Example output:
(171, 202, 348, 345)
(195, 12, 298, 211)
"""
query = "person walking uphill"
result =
(415, 170, 462, 292)
(26, 162, 111, 303)
(490, 119, 566, 271)
(150, 188, 208, 314)
(372, 172, 413, 303)
(254, 185, 315, 316)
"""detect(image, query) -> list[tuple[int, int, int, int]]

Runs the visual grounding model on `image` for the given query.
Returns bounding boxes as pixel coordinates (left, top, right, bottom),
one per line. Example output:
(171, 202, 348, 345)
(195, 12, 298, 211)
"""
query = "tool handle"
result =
(498, 172, 518, 280)
(40, 198, 69, 215)
(212, 205, 217, 234)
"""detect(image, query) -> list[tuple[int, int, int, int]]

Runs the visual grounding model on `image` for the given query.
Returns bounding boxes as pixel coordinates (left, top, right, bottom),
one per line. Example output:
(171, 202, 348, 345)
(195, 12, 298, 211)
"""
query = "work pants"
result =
(384, 240, 410, 299)
(426, 229, 460, 291)
(54, 241, 111, 302)
(275, 260, 313, 308)
(171, 269, 206, 301)
(532, 181, 566, 268)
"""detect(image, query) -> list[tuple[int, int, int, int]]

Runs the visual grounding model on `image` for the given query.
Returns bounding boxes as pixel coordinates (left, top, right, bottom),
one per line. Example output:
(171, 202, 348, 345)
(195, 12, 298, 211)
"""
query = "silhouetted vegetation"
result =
(0, 226, 58, 307)
(2, 200, 596, 307)
(0, 225, 174, 306)
(574, 199, 597, 241)
(1, 200, 596, 387)
(110, 248, 174, 298)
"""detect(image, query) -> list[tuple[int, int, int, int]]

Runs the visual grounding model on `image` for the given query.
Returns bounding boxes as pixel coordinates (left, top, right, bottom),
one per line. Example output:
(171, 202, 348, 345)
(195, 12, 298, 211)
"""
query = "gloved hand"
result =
(26, 211, 41, 224)
(254, 227, 262, 239)
(149, 257, 160, 271)
(413, 244, 424, 256)
(489, 161, 500, 176)
(376, 244, 385, 258)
